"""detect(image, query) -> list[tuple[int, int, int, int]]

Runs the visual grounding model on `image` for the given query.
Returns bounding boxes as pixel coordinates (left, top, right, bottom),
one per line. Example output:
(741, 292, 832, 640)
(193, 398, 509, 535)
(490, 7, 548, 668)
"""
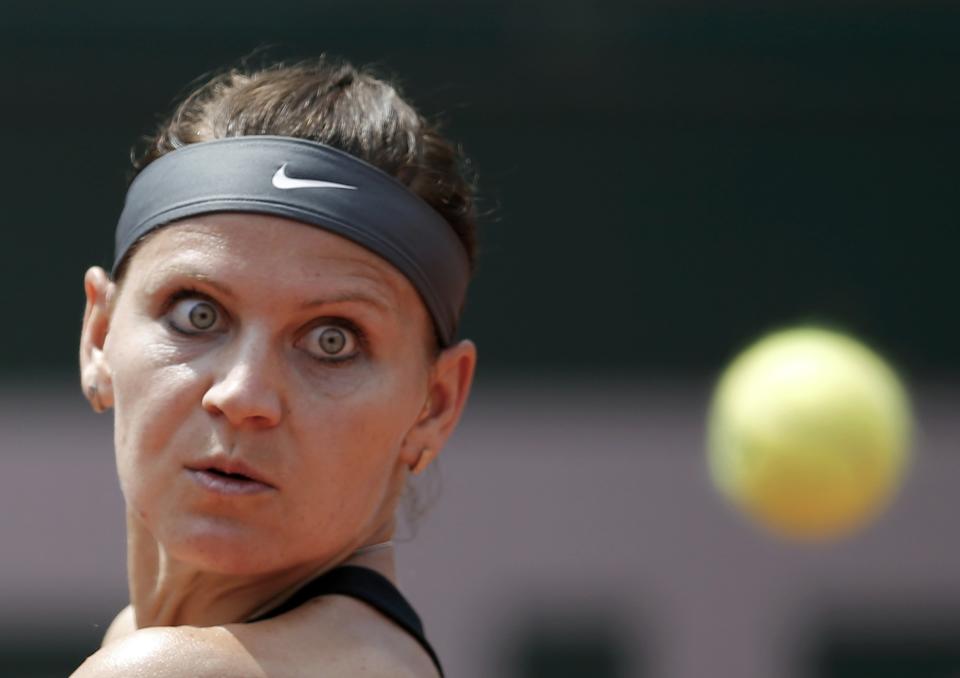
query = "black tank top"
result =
(249, 565, 444, 677)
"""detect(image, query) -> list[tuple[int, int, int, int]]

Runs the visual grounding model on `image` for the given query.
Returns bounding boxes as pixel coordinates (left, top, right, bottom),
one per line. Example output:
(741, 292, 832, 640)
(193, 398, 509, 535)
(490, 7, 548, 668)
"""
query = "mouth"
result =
(185, 460, 276, 496)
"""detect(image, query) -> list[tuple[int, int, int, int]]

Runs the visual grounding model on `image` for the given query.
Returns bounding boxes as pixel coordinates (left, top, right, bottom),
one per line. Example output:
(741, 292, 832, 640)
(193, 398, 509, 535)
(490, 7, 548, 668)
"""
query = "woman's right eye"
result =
(167, 298, 225, 334)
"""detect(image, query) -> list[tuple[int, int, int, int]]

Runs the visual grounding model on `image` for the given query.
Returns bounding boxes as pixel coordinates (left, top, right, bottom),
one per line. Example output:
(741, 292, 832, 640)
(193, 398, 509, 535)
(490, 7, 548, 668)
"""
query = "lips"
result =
(185, 457, 276, 496)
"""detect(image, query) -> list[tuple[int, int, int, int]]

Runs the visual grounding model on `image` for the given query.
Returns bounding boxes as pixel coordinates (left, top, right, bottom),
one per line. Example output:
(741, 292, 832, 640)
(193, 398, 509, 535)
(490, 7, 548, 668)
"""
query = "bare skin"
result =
(74, 214, 476, 677)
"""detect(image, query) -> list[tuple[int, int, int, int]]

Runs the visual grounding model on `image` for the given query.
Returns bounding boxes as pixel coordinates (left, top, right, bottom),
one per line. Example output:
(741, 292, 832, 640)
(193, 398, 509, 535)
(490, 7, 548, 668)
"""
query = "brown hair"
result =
(120, 57, 477, 285)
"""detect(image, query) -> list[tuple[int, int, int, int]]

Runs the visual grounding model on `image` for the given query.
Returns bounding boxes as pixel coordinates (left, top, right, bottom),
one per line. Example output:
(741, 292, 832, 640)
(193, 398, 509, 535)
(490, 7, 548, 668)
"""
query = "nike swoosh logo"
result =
(271, 164, 357, 191)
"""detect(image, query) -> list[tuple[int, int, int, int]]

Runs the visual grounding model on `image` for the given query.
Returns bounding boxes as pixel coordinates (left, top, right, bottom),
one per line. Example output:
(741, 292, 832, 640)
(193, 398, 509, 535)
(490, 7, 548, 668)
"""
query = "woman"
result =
(73, 58, 477, 677)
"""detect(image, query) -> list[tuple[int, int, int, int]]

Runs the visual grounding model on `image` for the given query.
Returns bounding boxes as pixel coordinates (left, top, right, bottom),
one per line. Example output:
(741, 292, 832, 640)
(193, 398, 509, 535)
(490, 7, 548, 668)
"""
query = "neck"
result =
(126, 510, 397, 628)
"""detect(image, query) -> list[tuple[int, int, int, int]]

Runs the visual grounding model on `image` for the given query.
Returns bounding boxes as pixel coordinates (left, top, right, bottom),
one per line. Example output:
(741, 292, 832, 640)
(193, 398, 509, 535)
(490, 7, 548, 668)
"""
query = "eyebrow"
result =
(300, 291, 393, 313)
(153, 269, 394, 313)
(181, 271, 235, 298)
(142, 270, 234, 302)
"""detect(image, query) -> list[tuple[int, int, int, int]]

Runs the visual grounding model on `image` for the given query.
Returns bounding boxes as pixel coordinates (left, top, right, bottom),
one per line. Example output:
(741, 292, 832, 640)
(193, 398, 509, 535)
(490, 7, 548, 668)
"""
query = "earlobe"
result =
(87, 384, 106, 413)
(410, 447, 438, 475)
(79, 266, 116, 413)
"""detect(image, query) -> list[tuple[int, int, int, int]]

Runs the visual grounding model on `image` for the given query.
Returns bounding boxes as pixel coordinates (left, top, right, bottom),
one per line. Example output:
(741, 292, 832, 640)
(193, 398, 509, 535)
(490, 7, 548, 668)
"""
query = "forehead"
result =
(122, 213, 416, 309)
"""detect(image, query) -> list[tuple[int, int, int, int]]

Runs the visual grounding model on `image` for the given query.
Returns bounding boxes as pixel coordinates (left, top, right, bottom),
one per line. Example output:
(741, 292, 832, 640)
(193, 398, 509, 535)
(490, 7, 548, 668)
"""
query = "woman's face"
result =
(99, 214, 438, 575)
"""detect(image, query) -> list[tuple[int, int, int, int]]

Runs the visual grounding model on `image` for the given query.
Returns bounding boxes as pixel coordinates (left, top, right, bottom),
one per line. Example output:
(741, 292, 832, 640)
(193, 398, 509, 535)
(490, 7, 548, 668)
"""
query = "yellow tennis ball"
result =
(707, 327, 912, 540)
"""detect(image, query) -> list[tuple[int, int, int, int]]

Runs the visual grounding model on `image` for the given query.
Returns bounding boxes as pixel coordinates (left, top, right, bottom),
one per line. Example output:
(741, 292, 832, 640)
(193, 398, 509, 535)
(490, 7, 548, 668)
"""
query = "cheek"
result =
(323, 353, 426, 441)
(110, 338, 206, 509)
(287, 368, 423, 522)
(296, 386, 404, 482)
(293, 333, 429, 445)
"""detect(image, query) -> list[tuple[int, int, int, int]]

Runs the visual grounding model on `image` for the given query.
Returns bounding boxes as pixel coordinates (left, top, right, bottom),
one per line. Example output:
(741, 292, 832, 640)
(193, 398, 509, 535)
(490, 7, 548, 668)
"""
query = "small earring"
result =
(411, 447, 432, 475)
(88, 384, 105, 413)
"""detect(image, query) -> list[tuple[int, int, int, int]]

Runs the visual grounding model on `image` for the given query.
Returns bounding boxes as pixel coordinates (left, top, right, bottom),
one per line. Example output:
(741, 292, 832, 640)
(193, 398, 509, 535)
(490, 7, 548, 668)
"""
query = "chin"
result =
(163, 517, 296, 576)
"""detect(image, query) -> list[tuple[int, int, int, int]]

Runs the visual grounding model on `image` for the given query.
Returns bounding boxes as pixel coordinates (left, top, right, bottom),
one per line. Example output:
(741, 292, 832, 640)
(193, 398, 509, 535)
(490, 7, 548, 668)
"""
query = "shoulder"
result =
(100, 605, 135, 647)
(232, 594, 439, 678)
(73, 597, 438, 678)
(72, 625, 266, 678)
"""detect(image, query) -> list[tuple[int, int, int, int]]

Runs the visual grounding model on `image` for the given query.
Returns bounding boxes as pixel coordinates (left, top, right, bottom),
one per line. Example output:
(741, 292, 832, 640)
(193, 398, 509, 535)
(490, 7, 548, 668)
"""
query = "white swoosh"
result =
(272, 164, 357, 191)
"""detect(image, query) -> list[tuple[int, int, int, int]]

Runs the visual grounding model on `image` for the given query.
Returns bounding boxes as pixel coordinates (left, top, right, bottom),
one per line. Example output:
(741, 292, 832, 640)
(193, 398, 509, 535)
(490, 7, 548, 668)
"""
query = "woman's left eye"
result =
(299, 324, 359, 361)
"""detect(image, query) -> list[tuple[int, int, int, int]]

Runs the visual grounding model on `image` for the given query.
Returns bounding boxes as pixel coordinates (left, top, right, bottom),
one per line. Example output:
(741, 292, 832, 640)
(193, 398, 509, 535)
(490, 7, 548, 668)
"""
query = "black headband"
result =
(114, 136, 470, 346)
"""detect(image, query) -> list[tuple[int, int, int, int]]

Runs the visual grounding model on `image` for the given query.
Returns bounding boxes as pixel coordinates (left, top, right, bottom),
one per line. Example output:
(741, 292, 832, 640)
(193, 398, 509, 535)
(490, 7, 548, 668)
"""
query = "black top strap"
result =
(250, 565, 443, 676)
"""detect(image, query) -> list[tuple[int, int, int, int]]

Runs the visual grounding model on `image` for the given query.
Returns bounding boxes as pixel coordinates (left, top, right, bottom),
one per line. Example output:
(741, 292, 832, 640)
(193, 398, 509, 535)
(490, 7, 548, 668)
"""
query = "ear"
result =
(400, 339, 477, 474)
(79, 266, 117, 412)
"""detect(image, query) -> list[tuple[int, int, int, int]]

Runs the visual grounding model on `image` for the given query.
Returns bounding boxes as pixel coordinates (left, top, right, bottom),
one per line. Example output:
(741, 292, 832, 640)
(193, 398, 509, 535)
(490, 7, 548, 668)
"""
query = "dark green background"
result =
(2, 1, 957, 377)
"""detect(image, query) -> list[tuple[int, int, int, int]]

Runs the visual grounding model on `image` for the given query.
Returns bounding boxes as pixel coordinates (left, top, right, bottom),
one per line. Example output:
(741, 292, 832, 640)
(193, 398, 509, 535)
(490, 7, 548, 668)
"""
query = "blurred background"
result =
(1, 1, 958, 676)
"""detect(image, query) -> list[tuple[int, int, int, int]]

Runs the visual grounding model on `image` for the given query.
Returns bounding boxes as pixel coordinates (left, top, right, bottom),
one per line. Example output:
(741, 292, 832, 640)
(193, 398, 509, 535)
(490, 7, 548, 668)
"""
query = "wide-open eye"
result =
(168, 298, 224, 333)
(299, 324, 359, 361)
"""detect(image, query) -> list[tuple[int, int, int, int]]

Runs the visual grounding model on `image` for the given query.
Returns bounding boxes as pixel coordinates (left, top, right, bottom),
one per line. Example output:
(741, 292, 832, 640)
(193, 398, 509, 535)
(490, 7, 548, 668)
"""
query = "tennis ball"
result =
(707, 327, 912, 541)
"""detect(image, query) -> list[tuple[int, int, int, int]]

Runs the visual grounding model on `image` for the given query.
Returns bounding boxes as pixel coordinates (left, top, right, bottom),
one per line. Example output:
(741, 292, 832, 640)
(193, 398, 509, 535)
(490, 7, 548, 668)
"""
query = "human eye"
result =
(166, 293, 226, 334)
(297, 321, 362, 363)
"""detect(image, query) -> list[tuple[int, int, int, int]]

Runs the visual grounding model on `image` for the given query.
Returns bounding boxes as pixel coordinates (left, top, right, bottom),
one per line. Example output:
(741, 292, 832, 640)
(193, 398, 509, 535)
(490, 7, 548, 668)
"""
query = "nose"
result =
(202, 332, 283, 429)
